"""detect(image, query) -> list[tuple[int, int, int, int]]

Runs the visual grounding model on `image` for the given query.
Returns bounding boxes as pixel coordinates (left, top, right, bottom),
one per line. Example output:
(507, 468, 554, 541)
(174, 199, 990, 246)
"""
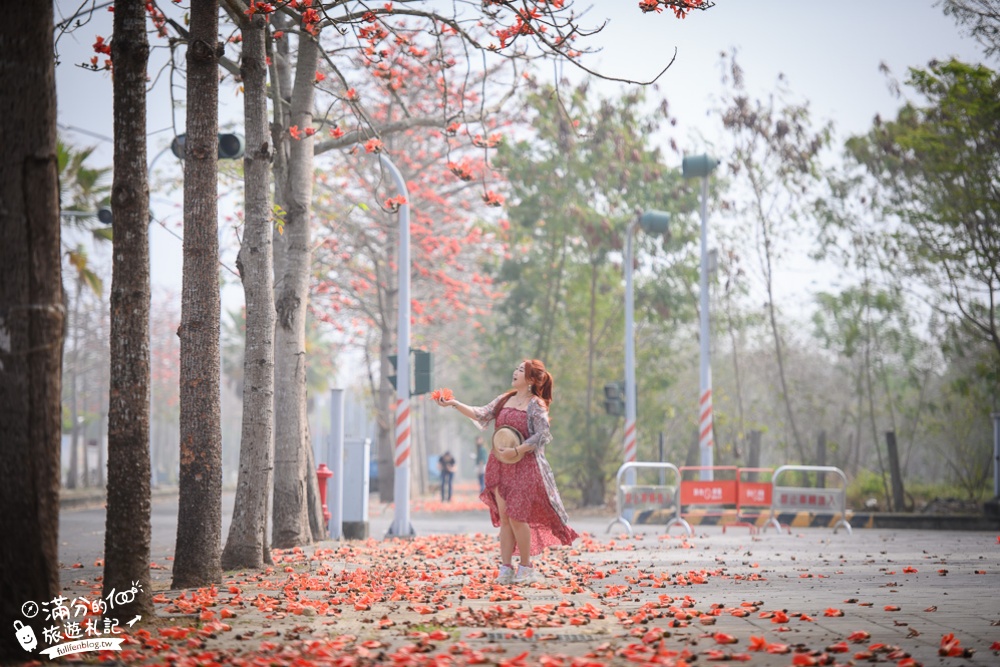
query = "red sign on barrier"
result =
(680, 479, 737, 506)
(778, 491, 840, 510)
(621, 486, 675, 509)
(739, 482, 772, 507)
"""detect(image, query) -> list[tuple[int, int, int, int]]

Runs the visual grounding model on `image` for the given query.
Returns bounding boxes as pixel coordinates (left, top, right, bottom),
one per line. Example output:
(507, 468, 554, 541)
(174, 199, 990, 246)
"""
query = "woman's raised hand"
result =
(431, 388, 455, 407)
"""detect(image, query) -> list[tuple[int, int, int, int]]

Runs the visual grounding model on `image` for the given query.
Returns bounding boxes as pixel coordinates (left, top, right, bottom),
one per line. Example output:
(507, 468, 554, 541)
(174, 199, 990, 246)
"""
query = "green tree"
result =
(926, 337, 996, 500)
(489, 82, 695, 505)
(59, 140, 112, 291)
(941, 0, 1000, 60)
(712, 245, 767, 462)
(718, 52, 832, 463)
(846, 59, 1000, 379)
(58, 140, 112, 490)
(812, 285, 933, 508)
(813, 167, 939, 507)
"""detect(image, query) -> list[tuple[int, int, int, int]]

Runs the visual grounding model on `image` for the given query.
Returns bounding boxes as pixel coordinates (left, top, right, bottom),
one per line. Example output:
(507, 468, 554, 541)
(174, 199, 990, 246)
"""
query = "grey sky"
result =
(56, 1, 984, 153)
(53, 0, 985, 304)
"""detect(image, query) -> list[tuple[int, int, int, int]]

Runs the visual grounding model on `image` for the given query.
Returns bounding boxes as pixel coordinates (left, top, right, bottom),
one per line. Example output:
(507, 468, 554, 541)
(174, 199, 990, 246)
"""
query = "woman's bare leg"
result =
(494, 491, 514, 566)
(508, 518, 531, 568)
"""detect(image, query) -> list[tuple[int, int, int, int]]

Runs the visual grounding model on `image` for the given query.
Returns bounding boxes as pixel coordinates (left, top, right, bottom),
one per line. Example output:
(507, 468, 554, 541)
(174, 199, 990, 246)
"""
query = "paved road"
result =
(57, 492, 1000, 666)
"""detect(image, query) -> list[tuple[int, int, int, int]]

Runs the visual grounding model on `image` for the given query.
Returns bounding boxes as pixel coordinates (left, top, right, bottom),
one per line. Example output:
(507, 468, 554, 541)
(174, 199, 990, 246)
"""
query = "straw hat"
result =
(492, 425, 525, 464)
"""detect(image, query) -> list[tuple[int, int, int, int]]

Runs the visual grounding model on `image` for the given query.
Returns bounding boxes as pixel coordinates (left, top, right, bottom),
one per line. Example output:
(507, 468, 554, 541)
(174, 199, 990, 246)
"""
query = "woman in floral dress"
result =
(436, 359, 578, 584)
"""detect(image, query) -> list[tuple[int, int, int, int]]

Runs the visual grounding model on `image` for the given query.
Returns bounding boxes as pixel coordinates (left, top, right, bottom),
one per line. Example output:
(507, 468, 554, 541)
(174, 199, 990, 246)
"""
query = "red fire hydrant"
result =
(316, 463, 333, 523)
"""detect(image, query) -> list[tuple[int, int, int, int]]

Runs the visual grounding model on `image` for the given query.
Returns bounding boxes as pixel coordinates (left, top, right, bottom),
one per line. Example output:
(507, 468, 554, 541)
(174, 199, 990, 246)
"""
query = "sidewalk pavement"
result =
(42, 493, 1000, 666)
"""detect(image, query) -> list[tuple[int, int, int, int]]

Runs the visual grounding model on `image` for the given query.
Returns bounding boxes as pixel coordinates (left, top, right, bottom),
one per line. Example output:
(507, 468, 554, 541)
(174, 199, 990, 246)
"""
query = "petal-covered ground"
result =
(48, 493, 1000, 667)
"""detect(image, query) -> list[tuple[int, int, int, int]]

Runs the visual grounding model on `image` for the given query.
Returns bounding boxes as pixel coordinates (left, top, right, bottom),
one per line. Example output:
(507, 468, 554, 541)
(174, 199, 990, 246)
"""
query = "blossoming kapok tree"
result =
(79, 0, 714, 575)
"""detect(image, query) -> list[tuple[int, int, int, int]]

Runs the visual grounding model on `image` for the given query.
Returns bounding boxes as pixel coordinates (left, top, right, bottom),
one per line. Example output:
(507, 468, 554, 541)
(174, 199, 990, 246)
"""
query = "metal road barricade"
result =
(733, 467, 773, 534)
(763, 465, 852, 535)
(676, 466, 741, 532)
(607, 462, 691, 536)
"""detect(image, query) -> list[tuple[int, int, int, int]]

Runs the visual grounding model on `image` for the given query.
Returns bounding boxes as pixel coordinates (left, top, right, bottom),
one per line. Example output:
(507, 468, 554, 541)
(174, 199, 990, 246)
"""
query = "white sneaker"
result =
(495, 564, 515, 585)
(514, 565, 541, 584)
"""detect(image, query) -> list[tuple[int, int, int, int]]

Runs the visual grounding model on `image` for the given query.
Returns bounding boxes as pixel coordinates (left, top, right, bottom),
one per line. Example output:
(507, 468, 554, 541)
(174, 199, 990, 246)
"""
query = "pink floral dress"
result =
(472, 394, 578, 555)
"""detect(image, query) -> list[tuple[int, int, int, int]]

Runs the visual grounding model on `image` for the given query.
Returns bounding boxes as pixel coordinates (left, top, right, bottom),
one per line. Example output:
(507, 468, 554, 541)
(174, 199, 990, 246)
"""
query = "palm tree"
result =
(58, 139, 112, 488)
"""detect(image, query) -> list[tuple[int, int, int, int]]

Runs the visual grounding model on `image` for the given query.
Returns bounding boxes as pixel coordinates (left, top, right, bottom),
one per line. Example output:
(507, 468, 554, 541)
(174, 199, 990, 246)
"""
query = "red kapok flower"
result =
(384, 195, 407, 212)
(93, 35, 112, 55)
(481, 190, 504, 207)
(431, 388, 454, 401)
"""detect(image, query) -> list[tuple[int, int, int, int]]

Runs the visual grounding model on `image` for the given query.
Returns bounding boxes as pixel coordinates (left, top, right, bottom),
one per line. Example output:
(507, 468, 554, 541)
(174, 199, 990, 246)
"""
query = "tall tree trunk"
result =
(724, 290, 747, 446)
(270, 13, 292, 287)
(582, 260, 604, 506)
(0, 4, 64, 659)
(68, 277, 83, 488)
(851, 365, 864, 476)
(760, 218, 806, 463)
(103, 0, 154, 621)
(173, 0, 223, 588)
(268, 21, 290, 539)
(222, 9, 276, 571)
(272, 34, 320, 548)
(534, 237, 567, 361)
(306, 439, 327, 540)
(864, 307, 893, 510)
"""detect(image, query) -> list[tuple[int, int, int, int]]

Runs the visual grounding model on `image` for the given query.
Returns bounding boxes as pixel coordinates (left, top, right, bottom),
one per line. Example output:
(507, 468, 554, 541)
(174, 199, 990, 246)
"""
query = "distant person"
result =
(435, 359, 578, 585)
(474, 436, 487, 494)
(438, 450, 456, 501)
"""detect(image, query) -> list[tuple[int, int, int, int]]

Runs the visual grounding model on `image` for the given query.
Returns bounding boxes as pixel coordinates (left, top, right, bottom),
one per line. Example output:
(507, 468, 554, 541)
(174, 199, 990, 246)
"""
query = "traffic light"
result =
(385, 349, 433, 395)
(638, 210, 671, 238)
(387, 354, 398, 390)
(603, 381, 625, 416)
(682, 154, 719, 179)
(413, 349, 432, 396)
(170, 133, 246, 160)
(89, 207, 153, 226)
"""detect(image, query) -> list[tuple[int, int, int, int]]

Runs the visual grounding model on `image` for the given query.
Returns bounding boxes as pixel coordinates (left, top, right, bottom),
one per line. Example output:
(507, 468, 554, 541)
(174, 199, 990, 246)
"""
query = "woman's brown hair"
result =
(523, 359, 553, 408)
(492, 359, 554, 417)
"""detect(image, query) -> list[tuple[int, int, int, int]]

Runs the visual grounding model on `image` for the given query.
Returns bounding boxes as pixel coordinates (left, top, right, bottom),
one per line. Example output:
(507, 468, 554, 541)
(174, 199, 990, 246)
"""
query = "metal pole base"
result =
(607, 517, 633, 536)
(384, 522, 416, 539)
(664, 517, 693, 537)
(342, 522, 369, 540)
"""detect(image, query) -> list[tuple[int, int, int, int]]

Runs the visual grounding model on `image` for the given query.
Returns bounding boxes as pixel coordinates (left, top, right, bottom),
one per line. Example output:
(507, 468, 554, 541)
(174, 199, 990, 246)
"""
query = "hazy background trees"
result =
(484, 81, 698, 505)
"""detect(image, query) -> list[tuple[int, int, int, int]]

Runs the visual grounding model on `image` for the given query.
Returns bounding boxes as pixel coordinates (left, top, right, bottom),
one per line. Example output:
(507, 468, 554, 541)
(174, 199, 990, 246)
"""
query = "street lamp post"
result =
(683, 154, 719, 480)
(624, 210, 670, 491)
(379, 153, 415, 539)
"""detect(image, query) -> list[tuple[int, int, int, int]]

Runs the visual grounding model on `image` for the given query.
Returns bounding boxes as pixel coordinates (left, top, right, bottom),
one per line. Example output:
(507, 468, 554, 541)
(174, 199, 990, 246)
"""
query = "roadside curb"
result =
(635, 507, 1000, 531)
